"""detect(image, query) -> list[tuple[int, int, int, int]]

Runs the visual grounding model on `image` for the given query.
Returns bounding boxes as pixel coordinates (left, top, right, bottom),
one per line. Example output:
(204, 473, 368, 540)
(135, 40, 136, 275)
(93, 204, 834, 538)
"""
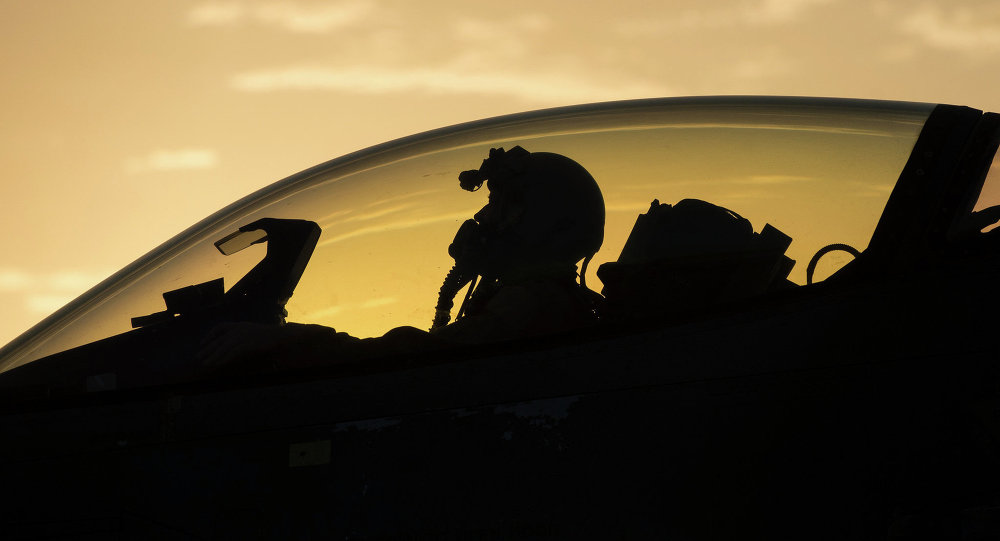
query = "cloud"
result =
(453, 13, 549, 47)
(0, 269, 34, 292)
(25, 295, 76, 315)
(730, 53, 792, 80)
(606, 201, 658, 213)
(901, 4, 1000, 54)
(878, 42, 919, 63)
(718, 190, 780, 200)
(188, 2, 244, 25)
(360, 297, 396, 309)
(188, 1, 376, 33)
(0, 268, 112, 316)
(49, 271, 108, 292)
(321, 203, 419, 229)
(752, 0, 835, 24)
(363, 189, 443, 208)
(125, 148, 219, 174)
(0, 268, 110, 294)
(300, 305, 344, 320)
(448, 14, 550, 62)
(298, 296, 397, 320)
(255, 1, 376, 32)
(231, 65, 667, 103)
(339, 204, 416, 224)
(454, 13, 548, 38)
(318, 209, 477, 247)
(734, 174, 814, 184)
(616, 0, 834, 34)
(848, 181, 893, 198)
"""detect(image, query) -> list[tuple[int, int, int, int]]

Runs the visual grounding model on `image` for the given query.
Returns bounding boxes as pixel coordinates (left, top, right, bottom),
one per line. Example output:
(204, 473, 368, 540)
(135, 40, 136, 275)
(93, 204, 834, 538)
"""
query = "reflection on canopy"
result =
(0, 98, 933, 371)
(285, 104, 926, 337)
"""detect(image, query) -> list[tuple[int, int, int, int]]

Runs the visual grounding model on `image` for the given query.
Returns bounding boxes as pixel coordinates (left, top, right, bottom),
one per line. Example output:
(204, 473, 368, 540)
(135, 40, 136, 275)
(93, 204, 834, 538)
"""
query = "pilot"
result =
(197, 146, 606, 372)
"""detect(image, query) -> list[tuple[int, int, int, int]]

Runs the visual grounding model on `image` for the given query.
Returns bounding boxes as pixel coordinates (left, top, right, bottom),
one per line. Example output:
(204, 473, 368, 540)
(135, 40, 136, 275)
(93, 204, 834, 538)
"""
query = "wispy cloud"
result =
(318, 194, 445, 229)
(337, 203, 416, 224)
(753, 0, 836, 24)
(48, 271, 108, 292)
(848, 181, 893, 198)
(318, 209, 477, 247)
(901, 4, 1000, 55)
(188, 1, 377, 33)
(188, 2, 244, 25)
(451, 14, 549, 59)
(256, 1, 376, 32)
(878, 42, 919, 63)
(360, 297, 396, 309)
(606, 201, 657, 213)
(25, 295, 77, 315)
(299, 296, 397, 320)
(231, 65, 666, 103)
(0, 268, 110, 294)
(719, 190, 781, 200)
(125, 148, 219, 174)
(608, 175, 813, 205)
(734, 174, 814, 185)
(363, 189, 443, 208)
(616, 0, 834, 34)
(453, 14, 549, 41)
(299, 305, 343, 320)
(730, 49, 793, 80)
(0, 268, 112, 315)
(0, 269, 33, 292)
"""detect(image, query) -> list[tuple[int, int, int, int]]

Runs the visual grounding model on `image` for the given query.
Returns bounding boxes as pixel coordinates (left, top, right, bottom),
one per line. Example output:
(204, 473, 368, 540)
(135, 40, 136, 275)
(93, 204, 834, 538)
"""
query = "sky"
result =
(1, 0, 999, 347)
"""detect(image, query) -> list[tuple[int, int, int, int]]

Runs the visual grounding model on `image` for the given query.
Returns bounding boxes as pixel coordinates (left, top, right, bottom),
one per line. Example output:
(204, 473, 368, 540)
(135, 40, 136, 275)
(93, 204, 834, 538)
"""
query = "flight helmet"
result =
(453, 146, 605, 278)
(432, 146, 605, 329)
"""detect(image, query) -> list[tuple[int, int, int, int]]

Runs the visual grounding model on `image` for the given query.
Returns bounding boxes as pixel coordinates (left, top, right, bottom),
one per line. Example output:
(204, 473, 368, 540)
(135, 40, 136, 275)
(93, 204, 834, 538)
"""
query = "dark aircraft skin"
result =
(1, 98, 1000, 539)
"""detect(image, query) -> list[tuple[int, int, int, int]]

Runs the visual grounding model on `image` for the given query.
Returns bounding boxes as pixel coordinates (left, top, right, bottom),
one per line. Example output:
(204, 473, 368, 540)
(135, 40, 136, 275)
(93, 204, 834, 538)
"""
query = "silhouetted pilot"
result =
(198, 146, 605, 372)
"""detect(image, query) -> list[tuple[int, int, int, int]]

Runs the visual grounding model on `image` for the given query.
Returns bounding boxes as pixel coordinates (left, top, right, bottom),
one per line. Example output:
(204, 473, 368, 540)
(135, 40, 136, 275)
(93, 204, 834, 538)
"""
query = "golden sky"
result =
(1, 0, 999, 347)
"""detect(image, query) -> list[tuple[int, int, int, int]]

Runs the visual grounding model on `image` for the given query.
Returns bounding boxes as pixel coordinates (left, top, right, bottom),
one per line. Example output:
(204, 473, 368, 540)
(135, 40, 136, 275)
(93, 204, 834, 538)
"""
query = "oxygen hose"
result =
(431, 264, 473, 330)
(579, 253, 593, 290)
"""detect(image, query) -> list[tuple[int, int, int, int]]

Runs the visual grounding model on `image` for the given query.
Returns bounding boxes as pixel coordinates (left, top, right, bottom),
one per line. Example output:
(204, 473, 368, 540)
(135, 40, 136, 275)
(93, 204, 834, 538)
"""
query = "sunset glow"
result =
(1, 0, 999, 347)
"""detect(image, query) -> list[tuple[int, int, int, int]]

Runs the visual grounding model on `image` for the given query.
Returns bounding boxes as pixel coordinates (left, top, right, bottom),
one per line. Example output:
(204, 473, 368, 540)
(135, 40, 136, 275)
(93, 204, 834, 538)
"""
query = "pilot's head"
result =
(454, 146, 605, 279)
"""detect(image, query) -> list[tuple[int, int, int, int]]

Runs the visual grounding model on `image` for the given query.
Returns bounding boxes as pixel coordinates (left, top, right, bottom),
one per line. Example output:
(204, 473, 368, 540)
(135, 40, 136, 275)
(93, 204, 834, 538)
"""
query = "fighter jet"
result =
(1, 96, 999, 539)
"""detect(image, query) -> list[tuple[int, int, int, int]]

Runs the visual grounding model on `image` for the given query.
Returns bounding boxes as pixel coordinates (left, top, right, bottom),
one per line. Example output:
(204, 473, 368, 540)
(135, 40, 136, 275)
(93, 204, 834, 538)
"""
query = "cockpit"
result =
(2, 96, 999, 396)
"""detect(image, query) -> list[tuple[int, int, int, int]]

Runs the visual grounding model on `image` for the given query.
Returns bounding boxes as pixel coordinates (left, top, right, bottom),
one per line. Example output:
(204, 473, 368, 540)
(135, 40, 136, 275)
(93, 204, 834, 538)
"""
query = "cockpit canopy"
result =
(7, 95, 999, 376)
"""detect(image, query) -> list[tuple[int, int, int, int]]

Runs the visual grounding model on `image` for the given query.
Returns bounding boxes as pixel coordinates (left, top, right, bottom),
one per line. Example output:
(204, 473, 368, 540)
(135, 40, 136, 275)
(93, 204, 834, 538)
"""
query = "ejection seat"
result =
(597, 199, 796, 323)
